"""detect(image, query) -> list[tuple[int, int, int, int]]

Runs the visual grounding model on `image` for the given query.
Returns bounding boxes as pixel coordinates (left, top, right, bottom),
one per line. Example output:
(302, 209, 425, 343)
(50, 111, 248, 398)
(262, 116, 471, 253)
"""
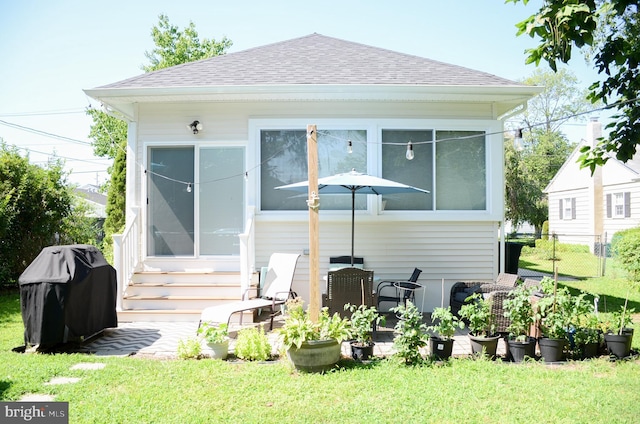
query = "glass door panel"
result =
(148, 147, 195, 256)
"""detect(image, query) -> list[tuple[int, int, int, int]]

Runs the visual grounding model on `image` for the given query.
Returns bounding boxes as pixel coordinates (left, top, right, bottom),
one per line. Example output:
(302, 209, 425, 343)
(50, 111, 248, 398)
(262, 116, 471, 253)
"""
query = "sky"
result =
(0, 0, 605, 186)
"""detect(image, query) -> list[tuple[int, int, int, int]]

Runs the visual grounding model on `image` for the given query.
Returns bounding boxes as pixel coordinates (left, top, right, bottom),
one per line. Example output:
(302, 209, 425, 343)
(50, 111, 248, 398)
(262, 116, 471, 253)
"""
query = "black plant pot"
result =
(350, 342, 375, 361)
(468, 334, 500, 359)
(604, 332, 632, 358)
(538, 337, 566, 363)
(578, 341, 600, 359)
(507, 337, 536, 363)
(429, 337, 454, 360)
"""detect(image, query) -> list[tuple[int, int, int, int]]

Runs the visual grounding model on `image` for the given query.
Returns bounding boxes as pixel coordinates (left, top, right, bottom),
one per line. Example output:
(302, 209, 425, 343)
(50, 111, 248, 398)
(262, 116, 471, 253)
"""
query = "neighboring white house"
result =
(545, 118, 640, 249)
(75, 184, 107, 219)
(85, 34, 540, 321)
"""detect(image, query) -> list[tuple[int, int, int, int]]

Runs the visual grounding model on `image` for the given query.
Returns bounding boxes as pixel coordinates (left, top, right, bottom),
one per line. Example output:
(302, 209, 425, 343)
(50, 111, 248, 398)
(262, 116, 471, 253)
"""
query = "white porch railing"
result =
(238, 206, 256, 300)
(112, 207, 140, 311)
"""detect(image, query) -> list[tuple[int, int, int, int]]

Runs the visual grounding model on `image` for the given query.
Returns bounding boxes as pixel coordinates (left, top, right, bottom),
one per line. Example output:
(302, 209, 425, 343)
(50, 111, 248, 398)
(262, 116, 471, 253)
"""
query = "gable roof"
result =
(98, 33, 520, 89)
(85, 33, 541, 119)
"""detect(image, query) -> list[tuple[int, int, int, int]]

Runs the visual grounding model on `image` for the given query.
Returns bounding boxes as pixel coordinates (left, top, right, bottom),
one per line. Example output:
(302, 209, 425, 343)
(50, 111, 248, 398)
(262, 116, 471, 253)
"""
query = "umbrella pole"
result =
(351, 190, 355, 267)
(307, 125, 320, 322)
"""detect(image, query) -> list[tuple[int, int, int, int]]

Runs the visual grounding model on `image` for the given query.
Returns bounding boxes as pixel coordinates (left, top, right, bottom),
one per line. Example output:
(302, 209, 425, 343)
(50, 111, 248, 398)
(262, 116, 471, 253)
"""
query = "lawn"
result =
(2, 282, 640, 423)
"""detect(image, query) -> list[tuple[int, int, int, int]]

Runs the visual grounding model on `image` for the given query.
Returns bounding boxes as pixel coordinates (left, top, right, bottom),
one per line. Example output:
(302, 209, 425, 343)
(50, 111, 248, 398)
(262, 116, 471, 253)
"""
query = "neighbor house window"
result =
(559, 197, 576, 220)
(606, 192, 631, 218)
(261, 129, 367, 210)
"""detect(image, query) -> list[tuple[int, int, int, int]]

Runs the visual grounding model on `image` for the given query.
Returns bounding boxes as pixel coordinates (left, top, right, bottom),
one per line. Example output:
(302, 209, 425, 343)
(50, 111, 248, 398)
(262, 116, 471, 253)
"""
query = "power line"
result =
(0, 118, 92, 146)
(0, 108, 85, 117)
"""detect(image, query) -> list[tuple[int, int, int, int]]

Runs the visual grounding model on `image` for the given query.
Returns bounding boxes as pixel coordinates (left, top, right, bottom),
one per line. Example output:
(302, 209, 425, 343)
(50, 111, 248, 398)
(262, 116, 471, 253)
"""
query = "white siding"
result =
(254, 220, 499, 312)
(603, 182, 640, 237)
(547, 188, 593, 243)
(128, 100, 506, 311)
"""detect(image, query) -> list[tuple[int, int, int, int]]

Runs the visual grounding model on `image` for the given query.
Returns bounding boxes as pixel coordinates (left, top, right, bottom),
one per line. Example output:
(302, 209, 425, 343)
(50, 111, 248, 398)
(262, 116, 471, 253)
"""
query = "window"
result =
(261, 125, 488, 212)
(260, 129, 367, 210)
(559, 197, 576, 220)
(381, 129, 486, 210)
(381, 130, 433, 210)
(606, 192, 631, 218)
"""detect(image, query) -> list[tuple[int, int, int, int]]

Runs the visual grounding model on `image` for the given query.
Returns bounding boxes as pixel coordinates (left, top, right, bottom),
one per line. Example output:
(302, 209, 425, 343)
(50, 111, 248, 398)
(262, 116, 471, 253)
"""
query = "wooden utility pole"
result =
(307, 124, 320, 322)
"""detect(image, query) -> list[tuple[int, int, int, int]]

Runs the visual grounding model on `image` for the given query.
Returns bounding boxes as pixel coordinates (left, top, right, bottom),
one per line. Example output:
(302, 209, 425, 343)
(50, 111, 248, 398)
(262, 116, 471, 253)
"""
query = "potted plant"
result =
(572, 313, 602, 359)
(536, 281, 572, 363)
(603, 303, 635, 359)
(279, 298, 351, 372)
(458, 292, 500, 358)
(197, 322, 229, 360)
(427, 306, 465, 360)
(344, 303, 386, 361)
(390, 300, 428, 365)
(503, 283, 537, 362)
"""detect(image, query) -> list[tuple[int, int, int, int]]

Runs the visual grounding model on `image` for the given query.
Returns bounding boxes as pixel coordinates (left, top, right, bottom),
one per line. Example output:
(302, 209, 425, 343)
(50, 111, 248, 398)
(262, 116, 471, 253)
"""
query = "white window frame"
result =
(250, 118, 502, 221)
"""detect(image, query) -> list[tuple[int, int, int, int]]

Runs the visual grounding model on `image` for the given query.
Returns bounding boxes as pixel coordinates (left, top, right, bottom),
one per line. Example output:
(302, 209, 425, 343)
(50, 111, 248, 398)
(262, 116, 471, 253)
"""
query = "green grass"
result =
(520, 247, 605, 279)
(2, 287, 640, 423)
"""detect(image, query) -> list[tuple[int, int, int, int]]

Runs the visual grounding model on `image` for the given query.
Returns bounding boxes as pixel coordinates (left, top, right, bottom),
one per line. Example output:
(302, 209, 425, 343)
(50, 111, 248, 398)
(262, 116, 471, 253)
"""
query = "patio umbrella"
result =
(275, 170, 429, 266)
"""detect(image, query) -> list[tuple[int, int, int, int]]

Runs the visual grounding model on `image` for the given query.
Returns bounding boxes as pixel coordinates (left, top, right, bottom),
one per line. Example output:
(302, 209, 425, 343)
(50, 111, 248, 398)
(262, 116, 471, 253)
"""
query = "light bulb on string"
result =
(187, 183, 192, 193)
(406, 141, 414, 160)
(347, 139, 353, 154)
(514, 129, 524, 152)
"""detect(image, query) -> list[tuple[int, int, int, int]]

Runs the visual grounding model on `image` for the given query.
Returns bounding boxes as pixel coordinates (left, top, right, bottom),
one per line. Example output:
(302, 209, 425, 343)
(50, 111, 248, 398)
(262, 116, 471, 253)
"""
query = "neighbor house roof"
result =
(85, 33, 541, 119)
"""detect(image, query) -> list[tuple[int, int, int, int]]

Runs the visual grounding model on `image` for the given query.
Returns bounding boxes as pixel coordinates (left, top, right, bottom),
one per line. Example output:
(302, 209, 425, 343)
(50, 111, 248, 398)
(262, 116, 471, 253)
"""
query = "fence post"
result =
(602, 232, 608, 277)
(552, 233, 557, 274)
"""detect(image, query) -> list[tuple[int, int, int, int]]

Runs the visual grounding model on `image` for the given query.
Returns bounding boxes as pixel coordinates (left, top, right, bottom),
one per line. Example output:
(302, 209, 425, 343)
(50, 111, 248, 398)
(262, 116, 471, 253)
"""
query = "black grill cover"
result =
(19, 244, 117, 345)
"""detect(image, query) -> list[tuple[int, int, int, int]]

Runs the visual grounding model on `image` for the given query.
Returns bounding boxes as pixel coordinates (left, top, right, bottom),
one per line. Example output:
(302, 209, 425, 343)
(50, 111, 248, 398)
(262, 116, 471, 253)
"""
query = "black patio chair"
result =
(376, 268, 423, 309)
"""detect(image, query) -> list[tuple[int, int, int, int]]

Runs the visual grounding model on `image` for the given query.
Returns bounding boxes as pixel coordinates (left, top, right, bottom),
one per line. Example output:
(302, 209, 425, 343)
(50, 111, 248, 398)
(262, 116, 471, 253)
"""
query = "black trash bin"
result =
(499, 242, 523, 275)
(19, 244, 118, 346)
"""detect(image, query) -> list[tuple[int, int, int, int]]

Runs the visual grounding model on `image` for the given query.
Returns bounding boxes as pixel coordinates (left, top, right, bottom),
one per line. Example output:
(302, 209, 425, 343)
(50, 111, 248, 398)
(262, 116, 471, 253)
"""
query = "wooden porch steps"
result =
(118, 270, 259, 323)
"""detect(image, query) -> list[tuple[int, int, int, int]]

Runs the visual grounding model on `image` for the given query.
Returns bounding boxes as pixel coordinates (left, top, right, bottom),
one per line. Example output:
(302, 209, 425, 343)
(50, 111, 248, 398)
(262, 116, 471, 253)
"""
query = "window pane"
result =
(435, 131, 486, 210)
(148, 147, 194, 256)
(199, 147, 244, 255)
(261, 129, 366, 210)
(381, 130, 433, 210)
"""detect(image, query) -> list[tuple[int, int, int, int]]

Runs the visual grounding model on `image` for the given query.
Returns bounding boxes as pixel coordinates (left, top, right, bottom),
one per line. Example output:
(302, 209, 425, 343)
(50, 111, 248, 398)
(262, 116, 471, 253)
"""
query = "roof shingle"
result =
(98, 33, 522, 89)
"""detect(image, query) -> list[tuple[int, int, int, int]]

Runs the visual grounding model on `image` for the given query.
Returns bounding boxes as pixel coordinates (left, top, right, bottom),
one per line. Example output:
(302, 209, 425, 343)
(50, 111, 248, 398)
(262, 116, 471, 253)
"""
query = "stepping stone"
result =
(70, 363, 106, 370)
(45, 377, 80, 385)
(19, 394, 56, 401)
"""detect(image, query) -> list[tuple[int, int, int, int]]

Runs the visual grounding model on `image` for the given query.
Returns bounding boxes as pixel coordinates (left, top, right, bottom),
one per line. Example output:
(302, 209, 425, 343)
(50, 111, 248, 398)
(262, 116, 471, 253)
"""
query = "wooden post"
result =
(307, 125, 320, 322)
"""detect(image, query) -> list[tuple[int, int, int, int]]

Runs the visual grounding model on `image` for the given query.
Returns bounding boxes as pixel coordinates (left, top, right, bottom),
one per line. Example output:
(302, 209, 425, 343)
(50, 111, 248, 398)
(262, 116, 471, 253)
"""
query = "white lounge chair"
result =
(199, 253, 300, 330)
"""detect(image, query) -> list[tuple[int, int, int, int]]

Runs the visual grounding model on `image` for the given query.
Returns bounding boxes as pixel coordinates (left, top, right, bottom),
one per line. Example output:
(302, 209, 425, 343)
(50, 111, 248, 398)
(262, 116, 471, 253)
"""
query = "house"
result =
(75, 184, 107, 219)
(545, 118, 640, 250)
(84, 34, 540, 321)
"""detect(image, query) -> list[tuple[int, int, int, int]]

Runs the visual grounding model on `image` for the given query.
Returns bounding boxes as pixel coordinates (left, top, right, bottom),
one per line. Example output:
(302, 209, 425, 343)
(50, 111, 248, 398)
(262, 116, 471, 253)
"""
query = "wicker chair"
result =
(449, 273, 520, 319)
(323, 267, 375, 319)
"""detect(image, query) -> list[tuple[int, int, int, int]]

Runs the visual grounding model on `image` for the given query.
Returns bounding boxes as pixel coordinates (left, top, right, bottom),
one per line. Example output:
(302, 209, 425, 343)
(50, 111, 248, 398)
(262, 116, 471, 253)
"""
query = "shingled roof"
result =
(97, 33, 521, 89)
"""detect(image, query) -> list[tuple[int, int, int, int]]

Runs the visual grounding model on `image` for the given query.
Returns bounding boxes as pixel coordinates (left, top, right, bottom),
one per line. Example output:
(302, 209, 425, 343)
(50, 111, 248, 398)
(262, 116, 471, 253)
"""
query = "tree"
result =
(505, 69, 586, 235)
(505, 130, 573, 235)
(507, 0, 640, 173)
(87, 15, 232, 258)
(0, 143, 73, 285)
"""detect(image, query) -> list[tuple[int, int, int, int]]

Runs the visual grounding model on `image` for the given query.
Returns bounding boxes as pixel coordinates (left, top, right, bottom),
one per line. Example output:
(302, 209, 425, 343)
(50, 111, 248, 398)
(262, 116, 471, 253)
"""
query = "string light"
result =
(405, 141, 414, 160)
(187, 183, 192, 193)
(347, 139, 353, 154)
(514, 129, 524, 152)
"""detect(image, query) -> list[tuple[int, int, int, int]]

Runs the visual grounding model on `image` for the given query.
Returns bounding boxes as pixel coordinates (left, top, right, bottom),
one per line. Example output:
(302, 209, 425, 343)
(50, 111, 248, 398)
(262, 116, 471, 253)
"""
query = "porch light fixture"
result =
(187, 120, 203, 134)
(405, 141, 414, 160)
(347, 139, 353, 154)
(514, 129, 524, 152)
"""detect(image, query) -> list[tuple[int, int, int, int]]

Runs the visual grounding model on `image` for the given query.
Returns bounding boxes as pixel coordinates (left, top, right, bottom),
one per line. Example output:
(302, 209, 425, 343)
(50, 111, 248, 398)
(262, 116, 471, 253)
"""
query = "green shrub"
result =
(611, 226, 640, 283)
(177, 337, 203, 359)
(234, 325, 272, 361)
(542, 221, 549, 239)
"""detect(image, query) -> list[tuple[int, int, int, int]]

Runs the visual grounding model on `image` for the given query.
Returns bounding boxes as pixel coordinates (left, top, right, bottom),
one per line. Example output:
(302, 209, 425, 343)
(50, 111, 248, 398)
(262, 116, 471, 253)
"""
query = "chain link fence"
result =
(507, 233, 608, 280)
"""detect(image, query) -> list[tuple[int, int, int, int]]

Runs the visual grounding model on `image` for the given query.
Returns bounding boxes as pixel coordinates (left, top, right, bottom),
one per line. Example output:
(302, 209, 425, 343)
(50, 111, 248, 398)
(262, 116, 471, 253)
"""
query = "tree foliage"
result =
(143, 14, 232, 72)
(87, 15, 232, 258)
(0, 143, 72, 284)
(505, 130, 573, 234)
(506, 69, 584, 234)
(507, 0, 640, 173)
